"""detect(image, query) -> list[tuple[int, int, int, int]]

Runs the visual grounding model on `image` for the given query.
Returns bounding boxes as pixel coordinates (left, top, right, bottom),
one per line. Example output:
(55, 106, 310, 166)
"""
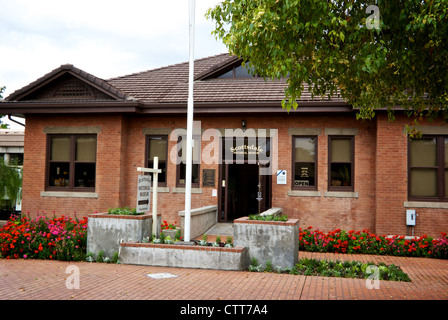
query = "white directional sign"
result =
(137, 174, 151, 212)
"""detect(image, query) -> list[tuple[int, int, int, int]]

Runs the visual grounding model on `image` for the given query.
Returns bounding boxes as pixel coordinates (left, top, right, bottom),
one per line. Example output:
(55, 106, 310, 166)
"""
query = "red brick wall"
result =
(375, 114, 448, 238)
(23, 114, 126, 218)
(21, 112, 447, 238)
(270, 114, 377, 233)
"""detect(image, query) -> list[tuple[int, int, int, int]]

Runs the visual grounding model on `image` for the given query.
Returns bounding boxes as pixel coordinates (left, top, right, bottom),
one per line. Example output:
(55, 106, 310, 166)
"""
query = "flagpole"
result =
(184, 0, 195, 242)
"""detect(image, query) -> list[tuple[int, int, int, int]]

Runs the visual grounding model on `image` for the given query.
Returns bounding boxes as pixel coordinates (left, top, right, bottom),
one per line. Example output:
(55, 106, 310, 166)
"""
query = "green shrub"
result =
(107, 207, 144, 216)
(248, 214, 288, 222)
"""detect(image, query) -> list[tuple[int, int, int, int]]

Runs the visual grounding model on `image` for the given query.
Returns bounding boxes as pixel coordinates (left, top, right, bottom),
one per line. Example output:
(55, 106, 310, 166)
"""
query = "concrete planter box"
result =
(87, 212, 161, 258)
(233, 216, 300, 269)
(119, 242, 248, 271)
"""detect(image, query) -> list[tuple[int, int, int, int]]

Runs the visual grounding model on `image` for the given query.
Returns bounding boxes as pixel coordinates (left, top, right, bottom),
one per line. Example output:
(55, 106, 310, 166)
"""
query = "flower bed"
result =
(299, 227, 448, 259)
(0, 213, 87, 261)
(2, 212, 447, 262)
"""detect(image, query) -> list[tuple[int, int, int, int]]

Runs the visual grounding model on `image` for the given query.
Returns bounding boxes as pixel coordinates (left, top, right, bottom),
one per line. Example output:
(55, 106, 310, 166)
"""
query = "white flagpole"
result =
(184, 0, 195, 242)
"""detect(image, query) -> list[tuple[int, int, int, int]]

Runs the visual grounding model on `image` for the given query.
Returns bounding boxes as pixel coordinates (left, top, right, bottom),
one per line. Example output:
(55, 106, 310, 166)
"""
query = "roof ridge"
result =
(107, 52, 232, 81)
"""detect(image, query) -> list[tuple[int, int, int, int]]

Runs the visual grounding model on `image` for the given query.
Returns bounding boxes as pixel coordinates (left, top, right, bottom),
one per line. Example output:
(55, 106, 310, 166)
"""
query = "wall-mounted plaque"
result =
(202, 169, 215, 187)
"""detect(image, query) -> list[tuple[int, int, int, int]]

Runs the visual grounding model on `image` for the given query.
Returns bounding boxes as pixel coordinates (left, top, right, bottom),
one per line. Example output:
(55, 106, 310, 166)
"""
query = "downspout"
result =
(8, 115, 25, 127)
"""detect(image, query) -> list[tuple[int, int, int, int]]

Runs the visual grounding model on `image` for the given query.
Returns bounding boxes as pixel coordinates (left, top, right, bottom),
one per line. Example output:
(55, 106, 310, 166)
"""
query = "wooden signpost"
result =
(137, 156, 162, 237)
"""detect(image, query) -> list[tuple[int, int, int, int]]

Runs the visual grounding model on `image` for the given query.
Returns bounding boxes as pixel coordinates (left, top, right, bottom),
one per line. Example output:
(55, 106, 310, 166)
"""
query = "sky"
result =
(0, 0, 228, 129)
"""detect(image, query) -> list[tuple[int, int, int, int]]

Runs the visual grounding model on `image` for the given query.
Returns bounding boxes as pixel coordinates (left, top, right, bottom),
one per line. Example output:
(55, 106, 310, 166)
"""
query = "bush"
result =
(107, 207, 143, 215)
(248, 214, 288, 221)
(0, 212, 88, 261)
(299, 227, 448, 259)
(250, 257, 411, 282)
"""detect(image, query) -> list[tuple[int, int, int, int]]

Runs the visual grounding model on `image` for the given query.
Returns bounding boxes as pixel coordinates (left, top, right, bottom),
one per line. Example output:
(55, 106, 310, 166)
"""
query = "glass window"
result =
(408, 136, 447, 201)
(329, 136, 354, 190)
(177, 136, 200, 187)
(47, 134, 96, 190)
(146, 136, 168, 186)
(293, 136, 317, 189)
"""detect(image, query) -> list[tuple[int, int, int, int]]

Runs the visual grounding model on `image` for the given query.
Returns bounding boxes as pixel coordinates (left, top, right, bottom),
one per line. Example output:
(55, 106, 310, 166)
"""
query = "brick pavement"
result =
(1, 252, 447, 301)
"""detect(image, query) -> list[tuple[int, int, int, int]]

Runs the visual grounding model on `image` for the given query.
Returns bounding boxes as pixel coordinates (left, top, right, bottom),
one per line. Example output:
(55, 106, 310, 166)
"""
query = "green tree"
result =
(0, 85, 21, 212)
(207, 1, 448, 130)
(0, 86, 9, 129)
(0, 158, 22, 210)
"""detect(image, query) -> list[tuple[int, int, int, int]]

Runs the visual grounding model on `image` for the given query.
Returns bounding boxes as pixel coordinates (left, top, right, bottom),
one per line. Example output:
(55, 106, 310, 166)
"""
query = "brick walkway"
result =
(1, 252, 447, 301)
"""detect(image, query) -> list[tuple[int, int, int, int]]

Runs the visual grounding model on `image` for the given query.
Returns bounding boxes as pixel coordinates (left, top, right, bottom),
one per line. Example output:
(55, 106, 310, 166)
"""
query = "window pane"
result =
(295, 137, 316, 162)
(148, 160, 166, 184)
(75, 163, 96, 188)
(218, 69, 233, 79)
(410, 138, 436, 167)
(445, 169, 448, 198)
(148, 137, 167, 161)
(180, 137, 200, 163)
(76, 136, 96, 162)
(445, 138, 448, 167)
(294, 163, 315, 187)
(179, 163, 199, 184)
(51, 137, 70, 161)
(410, 168, 437, 197)
(49, 163, 70, 187)
(330, 163, 352, 187)
(331, 138, 351, 162)
(234, 64, 254, 78)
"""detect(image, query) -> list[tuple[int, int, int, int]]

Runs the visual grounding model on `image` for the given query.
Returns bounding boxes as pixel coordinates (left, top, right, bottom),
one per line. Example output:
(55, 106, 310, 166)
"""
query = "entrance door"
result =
(218, 136, 272, 222)
(219, 162, 271, 221)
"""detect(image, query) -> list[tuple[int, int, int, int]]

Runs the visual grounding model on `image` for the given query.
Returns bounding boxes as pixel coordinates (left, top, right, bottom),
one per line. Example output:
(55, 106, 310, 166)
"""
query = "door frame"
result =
(218, 137, 272, 222)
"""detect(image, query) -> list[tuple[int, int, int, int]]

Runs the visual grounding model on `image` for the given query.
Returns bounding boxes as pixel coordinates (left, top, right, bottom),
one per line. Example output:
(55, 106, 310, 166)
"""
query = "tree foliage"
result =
(0, 86, 8, 129)
(207, 0, 448, 127)
(0, 158, 22, 208)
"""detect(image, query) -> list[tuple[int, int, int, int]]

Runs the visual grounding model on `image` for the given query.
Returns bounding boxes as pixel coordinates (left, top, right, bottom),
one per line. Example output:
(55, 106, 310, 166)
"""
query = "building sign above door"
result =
(223, 137, 270, 164)
(229, 144, 263, 155)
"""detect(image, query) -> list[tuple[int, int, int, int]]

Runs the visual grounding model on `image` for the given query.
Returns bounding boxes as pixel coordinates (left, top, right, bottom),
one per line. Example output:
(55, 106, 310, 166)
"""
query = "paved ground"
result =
(1, 251, 447, 302)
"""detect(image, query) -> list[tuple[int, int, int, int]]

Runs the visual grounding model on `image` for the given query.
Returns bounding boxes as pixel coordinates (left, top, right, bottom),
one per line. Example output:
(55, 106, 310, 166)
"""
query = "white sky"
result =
(0, 0, 228, 129)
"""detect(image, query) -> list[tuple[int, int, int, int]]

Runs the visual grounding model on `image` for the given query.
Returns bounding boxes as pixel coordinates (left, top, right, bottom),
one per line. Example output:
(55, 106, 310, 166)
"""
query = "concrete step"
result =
(204, 222, 234, 236)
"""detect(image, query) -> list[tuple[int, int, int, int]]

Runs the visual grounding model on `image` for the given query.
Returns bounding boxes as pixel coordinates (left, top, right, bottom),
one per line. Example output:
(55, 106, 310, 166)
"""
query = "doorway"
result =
(218, 136, 272, 222)
(226, 163, 258, 220)
(219, 162, 271, 221)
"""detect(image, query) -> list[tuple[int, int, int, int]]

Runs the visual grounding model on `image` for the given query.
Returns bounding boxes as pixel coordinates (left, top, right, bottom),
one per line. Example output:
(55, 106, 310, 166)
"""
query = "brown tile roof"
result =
(1, 53, 349, 115)
(5, 64, 130, 102)
(108, 53, 345, 105)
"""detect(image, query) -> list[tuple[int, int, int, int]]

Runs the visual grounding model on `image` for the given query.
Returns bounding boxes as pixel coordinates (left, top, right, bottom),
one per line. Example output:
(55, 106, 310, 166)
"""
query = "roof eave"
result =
(0, 101, 142, 114)
(137, 101, 354, 114)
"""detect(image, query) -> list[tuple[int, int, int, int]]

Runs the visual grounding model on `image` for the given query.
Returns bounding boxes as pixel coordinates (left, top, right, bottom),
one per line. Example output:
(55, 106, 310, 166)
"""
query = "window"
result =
(328, 136, 354, 191)
(408, 136, 448, 201)
(176, 136, 200, 187)
(146, 135, 168, 187)
(292, 136, 317, 190)
(217, 62, 257, 79)
(47, 134, 96, 191)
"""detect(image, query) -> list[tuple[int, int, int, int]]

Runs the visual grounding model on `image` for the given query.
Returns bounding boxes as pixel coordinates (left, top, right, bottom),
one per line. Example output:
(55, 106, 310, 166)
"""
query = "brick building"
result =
(0, 53, 447, 237)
